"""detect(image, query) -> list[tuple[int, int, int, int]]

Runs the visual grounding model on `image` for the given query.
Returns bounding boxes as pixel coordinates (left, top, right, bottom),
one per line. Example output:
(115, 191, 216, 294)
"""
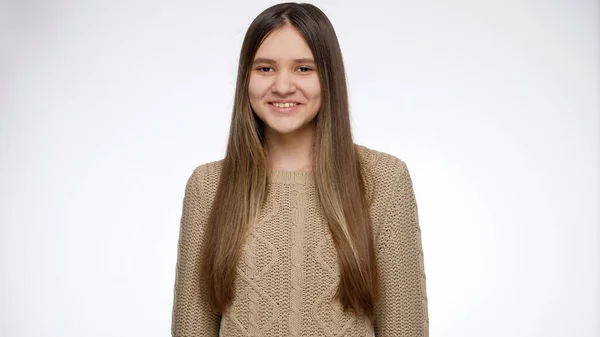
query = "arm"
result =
(374, 159, 429, 337)
(171, 167, 220, 336)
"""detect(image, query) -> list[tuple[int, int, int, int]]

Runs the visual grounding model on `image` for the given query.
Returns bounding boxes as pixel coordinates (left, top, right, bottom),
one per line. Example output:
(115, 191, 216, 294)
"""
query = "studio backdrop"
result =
(2, 1, 598, 336)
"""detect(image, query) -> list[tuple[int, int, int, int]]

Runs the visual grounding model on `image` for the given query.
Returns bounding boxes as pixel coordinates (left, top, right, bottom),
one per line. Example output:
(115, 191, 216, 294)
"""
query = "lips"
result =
(270, 102, 300, 108)
(268, 102, 302, 113)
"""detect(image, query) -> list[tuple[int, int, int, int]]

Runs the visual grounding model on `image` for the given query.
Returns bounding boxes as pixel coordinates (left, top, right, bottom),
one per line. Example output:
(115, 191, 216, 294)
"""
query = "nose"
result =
(271, 70, 296, 95)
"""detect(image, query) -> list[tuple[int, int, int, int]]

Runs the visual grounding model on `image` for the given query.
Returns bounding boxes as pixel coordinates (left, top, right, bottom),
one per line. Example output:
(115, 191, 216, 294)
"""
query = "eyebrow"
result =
(253, 57, 315, 65)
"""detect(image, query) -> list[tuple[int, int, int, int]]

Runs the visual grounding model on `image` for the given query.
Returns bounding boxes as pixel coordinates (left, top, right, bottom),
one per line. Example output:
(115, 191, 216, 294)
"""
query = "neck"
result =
(265, 125, 315, 172)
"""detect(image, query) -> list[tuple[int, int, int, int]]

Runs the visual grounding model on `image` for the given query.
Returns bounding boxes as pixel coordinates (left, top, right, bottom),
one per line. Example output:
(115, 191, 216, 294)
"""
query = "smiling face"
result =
(248, 24, 322, 140)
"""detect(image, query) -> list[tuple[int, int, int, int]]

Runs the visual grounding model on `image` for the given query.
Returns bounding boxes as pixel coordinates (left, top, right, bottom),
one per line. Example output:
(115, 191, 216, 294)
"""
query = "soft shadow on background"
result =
(1, 1, 598, 336)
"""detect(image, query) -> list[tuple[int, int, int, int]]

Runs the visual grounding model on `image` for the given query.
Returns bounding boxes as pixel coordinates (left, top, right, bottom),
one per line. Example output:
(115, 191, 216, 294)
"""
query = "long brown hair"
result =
(202, 2, 379, 322)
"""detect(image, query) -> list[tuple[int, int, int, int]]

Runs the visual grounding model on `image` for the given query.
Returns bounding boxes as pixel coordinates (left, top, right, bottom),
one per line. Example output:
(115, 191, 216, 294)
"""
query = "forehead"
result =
(254, 24, 314, 61)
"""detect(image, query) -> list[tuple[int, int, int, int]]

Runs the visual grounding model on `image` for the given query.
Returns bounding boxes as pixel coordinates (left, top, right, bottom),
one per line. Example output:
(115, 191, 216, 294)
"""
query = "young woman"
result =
(171, 3, 428, 337)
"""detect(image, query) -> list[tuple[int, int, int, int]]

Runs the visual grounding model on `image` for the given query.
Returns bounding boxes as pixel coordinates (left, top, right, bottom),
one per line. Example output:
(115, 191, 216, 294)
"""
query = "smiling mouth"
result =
(270, 102, 300, 108)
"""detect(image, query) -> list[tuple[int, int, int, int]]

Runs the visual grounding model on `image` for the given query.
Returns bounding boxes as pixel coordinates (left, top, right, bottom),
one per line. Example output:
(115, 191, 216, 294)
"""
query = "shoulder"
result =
(355, 143, 410, 186)
(354, 144, 418, 241)
(186, 158, 224, 195)
(354, 144, 415, 227)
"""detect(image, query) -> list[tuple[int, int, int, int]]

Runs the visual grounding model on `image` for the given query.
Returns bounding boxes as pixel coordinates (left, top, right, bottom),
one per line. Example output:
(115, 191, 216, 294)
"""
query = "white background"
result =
(2, 1, 598, 336)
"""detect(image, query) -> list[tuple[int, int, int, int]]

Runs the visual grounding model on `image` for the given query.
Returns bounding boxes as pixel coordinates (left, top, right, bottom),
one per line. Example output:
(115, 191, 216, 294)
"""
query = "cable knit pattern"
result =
(228, 198, 280, 336)
(289, 184, 305, 336)
(172, 144, 429, 337)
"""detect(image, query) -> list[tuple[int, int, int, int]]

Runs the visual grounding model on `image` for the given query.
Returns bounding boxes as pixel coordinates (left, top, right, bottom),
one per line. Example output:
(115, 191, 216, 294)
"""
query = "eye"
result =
(257, 66, 273, 72)
(297, 66, 312, 72)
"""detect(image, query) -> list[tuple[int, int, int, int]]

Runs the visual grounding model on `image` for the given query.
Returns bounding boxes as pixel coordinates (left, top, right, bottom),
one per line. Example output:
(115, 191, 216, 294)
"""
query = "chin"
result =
(265, 122, 308, 136)
(268, 127, 300, 135)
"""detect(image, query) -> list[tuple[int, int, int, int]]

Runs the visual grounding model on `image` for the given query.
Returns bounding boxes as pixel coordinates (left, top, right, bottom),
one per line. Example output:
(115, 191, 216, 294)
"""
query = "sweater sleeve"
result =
(171, 167, 221, 337)
(374, 159, 429, 337)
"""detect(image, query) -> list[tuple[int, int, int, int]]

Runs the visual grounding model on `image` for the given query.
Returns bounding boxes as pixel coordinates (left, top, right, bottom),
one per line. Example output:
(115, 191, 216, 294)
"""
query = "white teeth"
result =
(272, 102, 297, 108)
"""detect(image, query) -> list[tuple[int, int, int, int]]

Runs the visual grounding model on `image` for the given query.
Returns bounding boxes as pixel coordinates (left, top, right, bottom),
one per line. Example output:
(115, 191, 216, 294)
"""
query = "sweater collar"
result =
(268, 169, 314, 185)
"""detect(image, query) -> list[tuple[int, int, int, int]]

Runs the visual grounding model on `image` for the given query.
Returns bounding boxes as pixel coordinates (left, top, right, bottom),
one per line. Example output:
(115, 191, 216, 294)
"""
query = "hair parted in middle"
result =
(201, 2, 380, 322)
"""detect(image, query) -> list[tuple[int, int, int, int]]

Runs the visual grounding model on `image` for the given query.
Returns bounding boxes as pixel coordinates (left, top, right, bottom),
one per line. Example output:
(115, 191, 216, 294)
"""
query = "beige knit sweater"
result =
(171, 144, 429, 337)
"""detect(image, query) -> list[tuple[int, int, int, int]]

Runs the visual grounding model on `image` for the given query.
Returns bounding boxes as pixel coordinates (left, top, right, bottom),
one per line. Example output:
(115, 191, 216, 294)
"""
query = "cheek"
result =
(306, 78, 321, 107)
(248, 75, 270, 102)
